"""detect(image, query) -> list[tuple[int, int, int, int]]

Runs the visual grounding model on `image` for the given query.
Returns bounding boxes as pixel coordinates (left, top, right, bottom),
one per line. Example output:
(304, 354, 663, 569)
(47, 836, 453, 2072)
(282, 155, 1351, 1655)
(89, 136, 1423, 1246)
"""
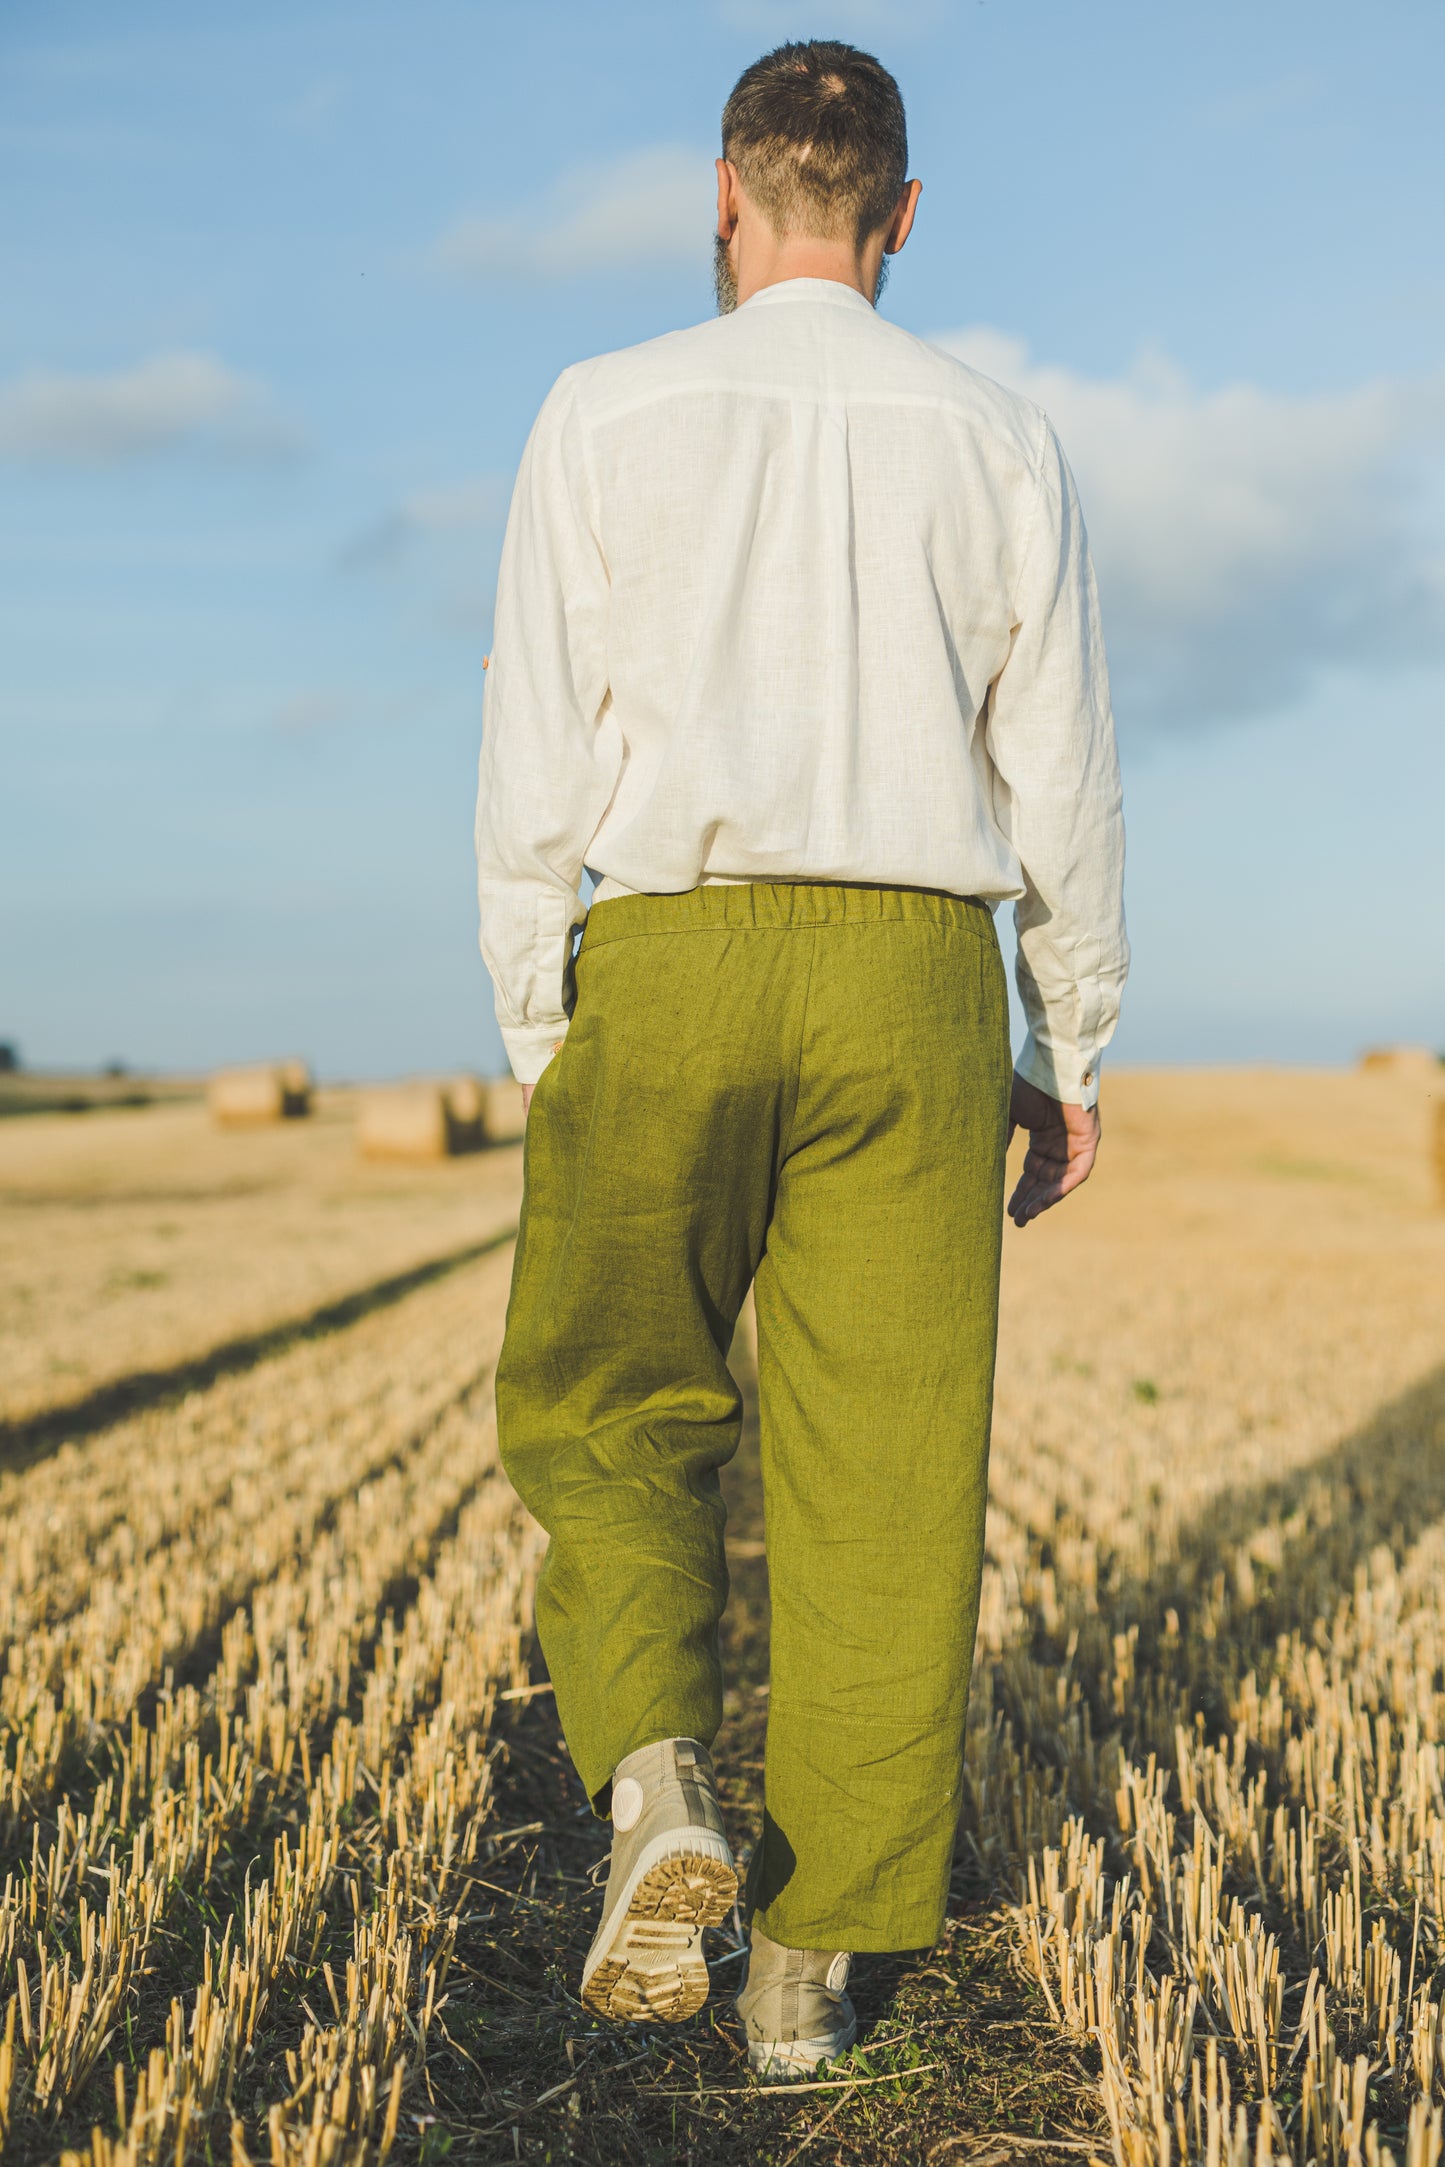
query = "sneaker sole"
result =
(581, 1846, 738, 2024)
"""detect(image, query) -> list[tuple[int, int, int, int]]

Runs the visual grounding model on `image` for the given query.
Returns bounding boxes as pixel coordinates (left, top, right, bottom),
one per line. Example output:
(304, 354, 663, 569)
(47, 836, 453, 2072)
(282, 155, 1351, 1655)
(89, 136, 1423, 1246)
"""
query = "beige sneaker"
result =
(580, 1737, 737, 2024)
(736, 1924, 857, 2076)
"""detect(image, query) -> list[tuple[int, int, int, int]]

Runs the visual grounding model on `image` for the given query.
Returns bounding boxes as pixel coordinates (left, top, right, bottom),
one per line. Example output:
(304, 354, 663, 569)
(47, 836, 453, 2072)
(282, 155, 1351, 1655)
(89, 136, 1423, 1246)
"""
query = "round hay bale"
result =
(442, 1075, 486, 1154)
(483, 1076, 526, 1144)
(1359, 1045, 1440, 1076)
(209, 1061, 312, 1126)
(357, 1085, 450, 1161)
(447, 1074, 485, 1126)
(357, 1079, 486, 1161)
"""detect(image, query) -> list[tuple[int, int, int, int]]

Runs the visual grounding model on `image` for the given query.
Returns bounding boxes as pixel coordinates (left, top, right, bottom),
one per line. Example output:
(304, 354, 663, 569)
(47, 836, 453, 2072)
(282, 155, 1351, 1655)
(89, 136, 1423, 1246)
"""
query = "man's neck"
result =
(734, 231, 880, 309)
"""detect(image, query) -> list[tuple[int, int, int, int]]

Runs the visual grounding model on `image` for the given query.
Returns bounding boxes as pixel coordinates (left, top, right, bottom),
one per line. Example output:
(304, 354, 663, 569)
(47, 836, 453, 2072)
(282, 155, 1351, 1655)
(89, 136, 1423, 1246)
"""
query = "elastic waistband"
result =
(580, 880, 992, 948)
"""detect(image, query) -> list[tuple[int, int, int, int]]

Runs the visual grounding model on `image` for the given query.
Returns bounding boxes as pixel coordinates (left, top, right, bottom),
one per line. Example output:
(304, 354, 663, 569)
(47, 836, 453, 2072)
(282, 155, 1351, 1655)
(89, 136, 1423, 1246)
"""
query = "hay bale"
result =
(209, 1060, 311, 1126)
(357, 1078, 486, 1162)
(1359, 1045, 1441, 1076)
(446, 1075, 486, 1132)
(483, 1076, 526, 1144)
(357, 1086, 449, 1161)
(1435, 1097, 1445, 1210)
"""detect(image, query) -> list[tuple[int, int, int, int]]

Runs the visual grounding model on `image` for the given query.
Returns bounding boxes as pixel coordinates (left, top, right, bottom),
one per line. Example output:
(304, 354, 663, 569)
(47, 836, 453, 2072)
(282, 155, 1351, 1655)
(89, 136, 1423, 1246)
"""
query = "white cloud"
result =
(339, 476, 505, 572)
(931, 328, 1445, 732)
(390, 478, 503, 533)
(265, 686, 438, 736)
(432, 144, 713, 283)
(338, 476, 506, 638)
(269, 690, 348, 736)
(1201, 70, 1322, 131)
(277, 75, 347, 138)
(0, 351, 302, 465)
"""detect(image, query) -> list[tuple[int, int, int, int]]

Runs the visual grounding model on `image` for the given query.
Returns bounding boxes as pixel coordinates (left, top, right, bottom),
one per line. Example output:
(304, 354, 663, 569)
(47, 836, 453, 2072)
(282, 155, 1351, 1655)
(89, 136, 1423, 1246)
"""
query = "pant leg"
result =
(747, 890, 1011, 1952)
(495, 895, 807, 1803)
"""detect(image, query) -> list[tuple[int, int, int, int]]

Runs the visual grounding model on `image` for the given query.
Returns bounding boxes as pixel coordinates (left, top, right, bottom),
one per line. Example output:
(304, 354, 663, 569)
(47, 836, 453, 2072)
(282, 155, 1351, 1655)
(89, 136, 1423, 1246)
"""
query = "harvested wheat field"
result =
(0, 1094, 520, 1440)
(2, 1064, 1444, 2167)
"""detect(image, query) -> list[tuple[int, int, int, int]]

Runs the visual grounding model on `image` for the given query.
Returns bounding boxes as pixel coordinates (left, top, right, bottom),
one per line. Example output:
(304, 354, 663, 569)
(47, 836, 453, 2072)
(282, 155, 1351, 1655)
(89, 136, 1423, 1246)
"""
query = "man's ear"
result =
(885, 178, 923, 257)
(716, 157, 740, 241)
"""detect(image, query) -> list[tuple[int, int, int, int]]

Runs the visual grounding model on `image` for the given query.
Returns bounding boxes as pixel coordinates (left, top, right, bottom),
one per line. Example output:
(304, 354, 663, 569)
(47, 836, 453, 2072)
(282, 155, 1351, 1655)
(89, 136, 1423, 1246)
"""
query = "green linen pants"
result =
(496, 882, 1010, 1952)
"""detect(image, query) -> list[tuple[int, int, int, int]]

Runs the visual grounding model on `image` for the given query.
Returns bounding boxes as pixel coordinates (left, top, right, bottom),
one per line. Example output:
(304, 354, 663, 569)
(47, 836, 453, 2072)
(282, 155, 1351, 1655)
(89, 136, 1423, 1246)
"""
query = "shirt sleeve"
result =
(475, 370, 622, 1084)
(984, 415, 1129, 1109)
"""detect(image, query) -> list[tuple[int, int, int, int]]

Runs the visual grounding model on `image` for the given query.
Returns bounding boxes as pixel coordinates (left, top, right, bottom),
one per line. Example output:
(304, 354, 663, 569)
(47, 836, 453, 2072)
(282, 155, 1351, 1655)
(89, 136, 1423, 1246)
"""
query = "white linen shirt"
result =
(476, 276, 1127, 1102)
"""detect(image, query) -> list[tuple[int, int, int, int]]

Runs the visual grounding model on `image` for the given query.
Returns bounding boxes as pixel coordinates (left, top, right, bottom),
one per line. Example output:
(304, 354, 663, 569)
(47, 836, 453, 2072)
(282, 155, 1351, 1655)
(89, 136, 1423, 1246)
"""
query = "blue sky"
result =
(3, 0, 1442, 1078)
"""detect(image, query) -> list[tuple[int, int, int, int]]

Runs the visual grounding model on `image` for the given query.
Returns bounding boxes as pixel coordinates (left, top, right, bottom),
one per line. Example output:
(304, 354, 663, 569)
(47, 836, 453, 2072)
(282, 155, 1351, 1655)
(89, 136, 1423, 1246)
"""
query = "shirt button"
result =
(1082, 1070, 1094, 1087)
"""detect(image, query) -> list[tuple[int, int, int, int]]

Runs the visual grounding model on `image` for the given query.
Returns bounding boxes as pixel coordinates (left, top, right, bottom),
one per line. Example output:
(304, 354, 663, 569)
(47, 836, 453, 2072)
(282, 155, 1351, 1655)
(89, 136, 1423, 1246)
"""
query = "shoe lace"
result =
(586, 1850, 612, 1890)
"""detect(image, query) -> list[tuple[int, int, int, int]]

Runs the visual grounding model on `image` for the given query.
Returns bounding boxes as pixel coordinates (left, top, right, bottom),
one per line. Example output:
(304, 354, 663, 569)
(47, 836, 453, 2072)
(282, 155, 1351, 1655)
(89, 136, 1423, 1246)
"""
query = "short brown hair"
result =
(721, 41, 908, 248)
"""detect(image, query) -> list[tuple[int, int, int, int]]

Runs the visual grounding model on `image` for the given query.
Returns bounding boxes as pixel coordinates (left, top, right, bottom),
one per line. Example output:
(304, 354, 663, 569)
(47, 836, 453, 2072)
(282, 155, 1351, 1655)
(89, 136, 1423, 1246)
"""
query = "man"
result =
(476, 41, 1127, 2076)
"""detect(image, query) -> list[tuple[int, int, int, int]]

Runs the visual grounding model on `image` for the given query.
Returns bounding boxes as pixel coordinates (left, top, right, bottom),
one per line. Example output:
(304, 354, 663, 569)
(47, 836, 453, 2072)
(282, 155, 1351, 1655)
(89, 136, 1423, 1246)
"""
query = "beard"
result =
(714, 232, 890, 314)
(714, 234, 738, 315)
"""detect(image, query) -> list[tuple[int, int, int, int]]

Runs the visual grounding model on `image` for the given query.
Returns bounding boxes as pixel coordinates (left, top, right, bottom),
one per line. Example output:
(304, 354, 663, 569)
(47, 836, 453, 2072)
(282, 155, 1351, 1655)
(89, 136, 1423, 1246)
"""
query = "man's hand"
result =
(1006, 1073, 1100, 1228)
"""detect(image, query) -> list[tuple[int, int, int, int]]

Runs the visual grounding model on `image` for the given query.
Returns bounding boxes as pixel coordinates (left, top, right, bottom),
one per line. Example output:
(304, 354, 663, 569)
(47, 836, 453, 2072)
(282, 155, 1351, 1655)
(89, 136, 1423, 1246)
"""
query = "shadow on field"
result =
(442, 1312, 1102, 2167)
(982, 1356, 1445, 1825)
(0, 1222, 517, 1476)
(1121, 1359, 1445, 1697)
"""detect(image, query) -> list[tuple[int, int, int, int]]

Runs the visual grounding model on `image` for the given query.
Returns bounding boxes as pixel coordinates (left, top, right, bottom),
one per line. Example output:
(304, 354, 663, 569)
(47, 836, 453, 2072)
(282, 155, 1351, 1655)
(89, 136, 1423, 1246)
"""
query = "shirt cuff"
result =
(500, 1022, 567, 1086)
(1015, 1031, 1101, 1110)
